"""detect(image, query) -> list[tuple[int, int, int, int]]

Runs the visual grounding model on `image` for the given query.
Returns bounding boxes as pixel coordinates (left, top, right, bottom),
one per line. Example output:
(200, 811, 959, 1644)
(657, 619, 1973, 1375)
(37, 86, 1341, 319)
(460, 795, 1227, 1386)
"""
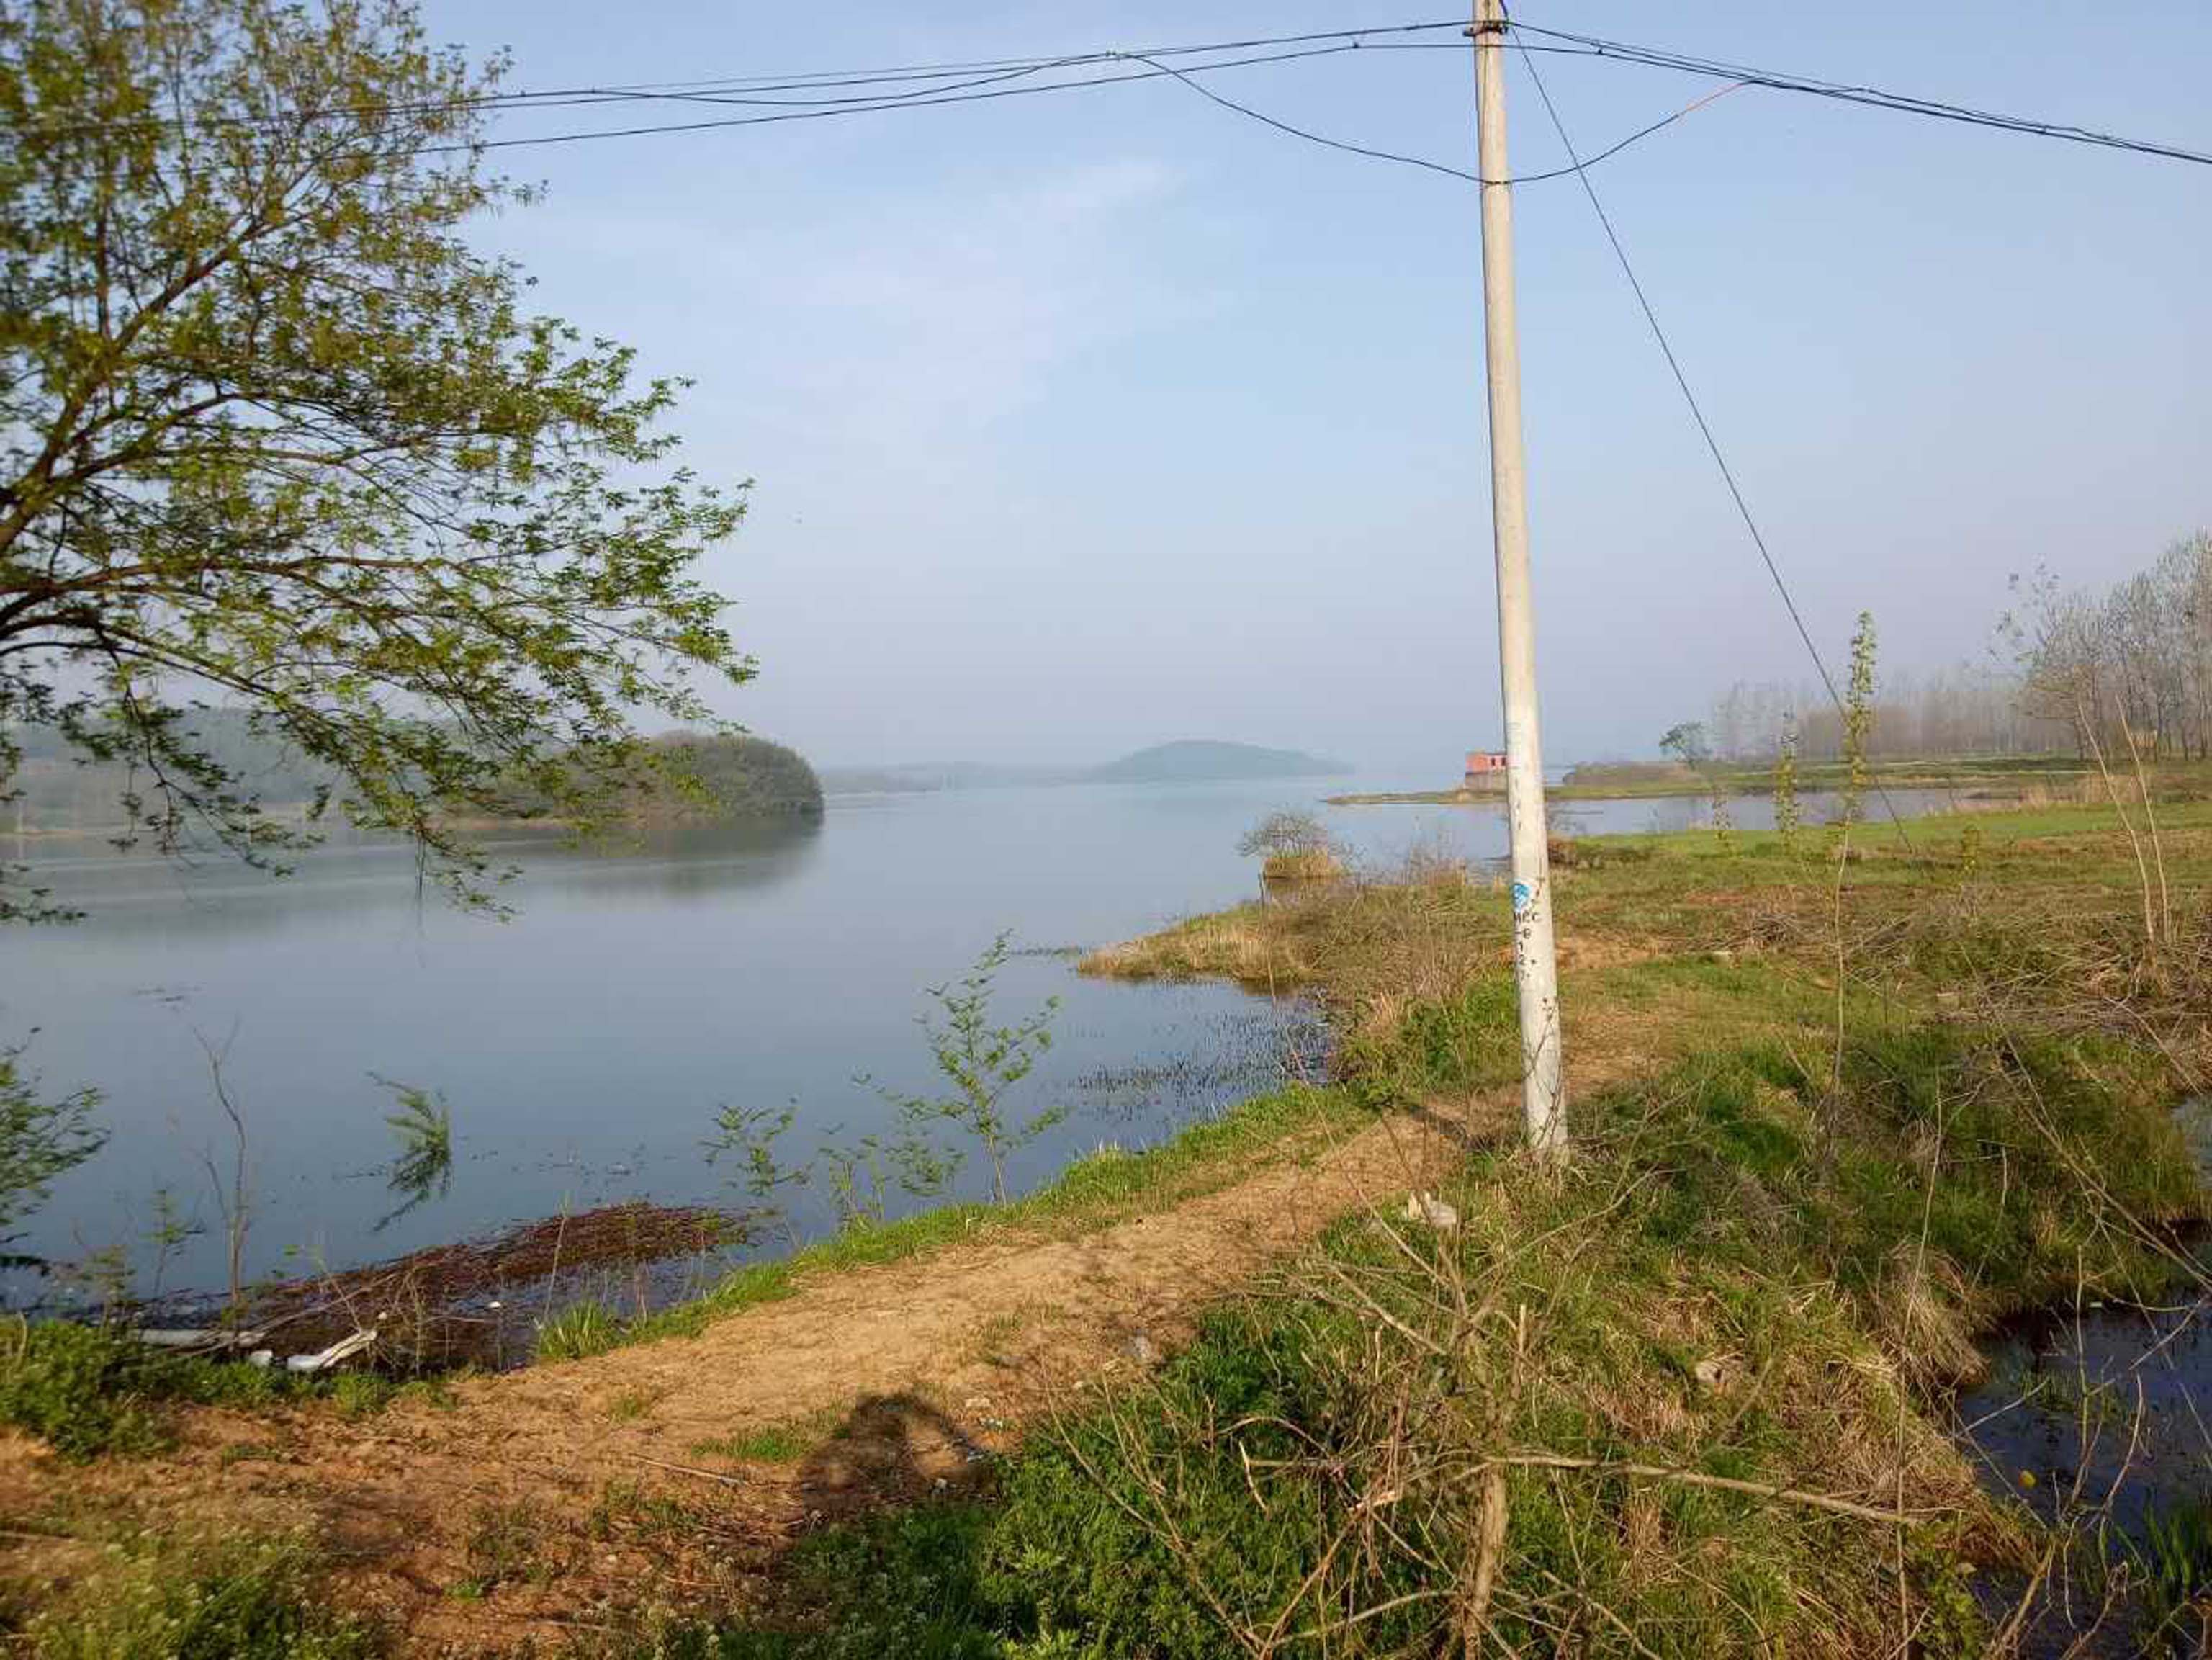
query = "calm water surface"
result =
(3, 776, 1958, 1304)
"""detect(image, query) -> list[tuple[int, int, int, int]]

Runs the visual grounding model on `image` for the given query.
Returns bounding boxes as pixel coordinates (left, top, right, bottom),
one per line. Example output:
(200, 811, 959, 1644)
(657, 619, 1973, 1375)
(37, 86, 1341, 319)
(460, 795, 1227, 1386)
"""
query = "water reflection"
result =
(5, 815, 826, 942)
(3, 779, 1966, 1304)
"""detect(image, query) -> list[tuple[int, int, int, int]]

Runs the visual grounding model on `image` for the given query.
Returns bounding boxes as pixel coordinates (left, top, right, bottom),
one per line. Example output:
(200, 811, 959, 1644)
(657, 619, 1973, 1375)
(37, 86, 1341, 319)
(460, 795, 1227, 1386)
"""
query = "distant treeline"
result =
(5, 709, 343, 831)
(1694, 665, 2069, 763)
(819, 741, 1347, 797)
(1686, 531, 2212, 765)
(2015, 531, 2212, 761)
(589, 731, 823, 821)
(4, 712, 819, 832)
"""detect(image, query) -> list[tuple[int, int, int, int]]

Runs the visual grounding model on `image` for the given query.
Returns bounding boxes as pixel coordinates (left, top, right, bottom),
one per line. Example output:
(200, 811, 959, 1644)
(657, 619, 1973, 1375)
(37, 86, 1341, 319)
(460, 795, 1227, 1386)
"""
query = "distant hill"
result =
(1084, 740, 1351, 786)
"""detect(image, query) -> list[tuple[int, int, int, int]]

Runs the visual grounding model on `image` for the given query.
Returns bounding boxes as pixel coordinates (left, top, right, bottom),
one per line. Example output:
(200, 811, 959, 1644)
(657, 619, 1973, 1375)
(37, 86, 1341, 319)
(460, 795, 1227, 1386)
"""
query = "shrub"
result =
(27, 1533, 380, 1659)
(0, 1319, 392, 1461)
(536, 1299, 624, 1363)
(0, 1044, 104, 1250)
(0, 1319, 166, 1459)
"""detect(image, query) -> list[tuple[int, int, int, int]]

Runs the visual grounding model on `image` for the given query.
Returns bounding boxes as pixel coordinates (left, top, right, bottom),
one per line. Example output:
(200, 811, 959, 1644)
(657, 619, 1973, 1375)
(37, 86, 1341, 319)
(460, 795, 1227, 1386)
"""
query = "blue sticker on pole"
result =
(1511, 881, 1532, 914)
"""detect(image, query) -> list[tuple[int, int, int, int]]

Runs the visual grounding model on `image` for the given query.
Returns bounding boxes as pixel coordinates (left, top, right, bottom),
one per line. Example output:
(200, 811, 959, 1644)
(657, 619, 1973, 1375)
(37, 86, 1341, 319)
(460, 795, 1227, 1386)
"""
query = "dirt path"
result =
(1, 1093, 1514, 1651)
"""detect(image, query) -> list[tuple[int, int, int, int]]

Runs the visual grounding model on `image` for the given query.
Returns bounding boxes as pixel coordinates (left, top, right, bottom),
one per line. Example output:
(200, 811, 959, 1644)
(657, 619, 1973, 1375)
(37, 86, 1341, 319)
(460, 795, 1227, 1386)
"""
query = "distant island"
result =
(1083, 740, 1350, 785)
(5, 713, 823, 834)
(580, 731, 824, 821)
(483, 730, 822, 824)
(821, 740, 1351, 797)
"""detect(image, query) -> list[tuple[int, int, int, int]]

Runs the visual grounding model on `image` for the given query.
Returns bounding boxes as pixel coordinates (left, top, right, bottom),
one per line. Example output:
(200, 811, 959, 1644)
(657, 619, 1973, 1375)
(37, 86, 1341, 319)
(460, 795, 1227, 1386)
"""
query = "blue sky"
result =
(439, 0, 2211, 774)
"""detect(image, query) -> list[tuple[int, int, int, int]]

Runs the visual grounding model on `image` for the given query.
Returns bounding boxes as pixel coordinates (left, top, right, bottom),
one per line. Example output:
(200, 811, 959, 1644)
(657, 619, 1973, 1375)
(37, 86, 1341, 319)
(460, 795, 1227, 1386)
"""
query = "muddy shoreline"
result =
(127, 1200, 741, 1373)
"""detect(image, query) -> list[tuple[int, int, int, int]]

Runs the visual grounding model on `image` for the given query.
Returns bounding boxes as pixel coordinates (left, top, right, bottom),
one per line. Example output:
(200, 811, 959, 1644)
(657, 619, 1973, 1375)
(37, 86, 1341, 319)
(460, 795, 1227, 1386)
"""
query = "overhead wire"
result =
(387, 37, 1716, 181)
(1506, 20, 2212, 170)
(9, 10, 2205, 184)
(414, 45, 1385, 158)
(1501, 26, 1921, 850)
(1115, 47, 1732, 187)
(0, 19, 1472, 143)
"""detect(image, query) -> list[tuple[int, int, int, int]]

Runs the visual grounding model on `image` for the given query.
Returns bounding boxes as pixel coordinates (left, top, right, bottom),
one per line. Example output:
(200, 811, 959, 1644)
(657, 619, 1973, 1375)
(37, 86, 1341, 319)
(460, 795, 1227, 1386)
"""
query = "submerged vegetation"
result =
(372, 1079, 455, 1234)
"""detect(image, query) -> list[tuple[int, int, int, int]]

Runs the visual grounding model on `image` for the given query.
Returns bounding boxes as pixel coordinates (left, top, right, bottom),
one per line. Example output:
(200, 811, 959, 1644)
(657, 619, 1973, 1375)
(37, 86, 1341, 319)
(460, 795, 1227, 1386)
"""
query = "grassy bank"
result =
(1328, 751, 2098, 806)
(10, 796, 2211, 1654)
(0, 1318, 467, 1461)
(646, 796, 2212, 1656)
(635, 1023, 2196, 1658)
(0, 1078, 1371, 1446)
(538, 1080, 1370, 1361)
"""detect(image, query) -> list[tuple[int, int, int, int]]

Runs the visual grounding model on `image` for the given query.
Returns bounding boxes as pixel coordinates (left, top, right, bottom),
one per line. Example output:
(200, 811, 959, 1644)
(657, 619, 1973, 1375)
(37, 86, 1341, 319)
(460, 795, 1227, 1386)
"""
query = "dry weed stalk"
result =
(1040, 1106, 1971, 1657)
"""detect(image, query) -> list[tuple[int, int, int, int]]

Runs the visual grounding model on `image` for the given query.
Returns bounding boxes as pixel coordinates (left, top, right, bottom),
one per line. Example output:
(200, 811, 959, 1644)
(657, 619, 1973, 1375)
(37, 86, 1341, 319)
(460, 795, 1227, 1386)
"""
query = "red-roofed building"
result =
(1464, 750, 1508, 792)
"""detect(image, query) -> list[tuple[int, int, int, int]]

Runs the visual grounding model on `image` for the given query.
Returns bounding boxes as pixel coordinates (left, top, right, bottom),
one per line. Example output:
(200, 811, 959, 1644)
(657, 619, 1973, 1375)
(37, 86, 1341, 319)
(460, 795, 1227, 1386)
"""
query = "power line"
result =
(1117, 48, 1475, 183)
(405, 38, 1712, 181)
(1506, 20, 2212, 170)
(2, 19, 1473, 143)
(414, 45, 1389, 158)
(1115, 48, 1729, 187)
(11, 11, 2206, 185)
(1506, 34, 1920, 850)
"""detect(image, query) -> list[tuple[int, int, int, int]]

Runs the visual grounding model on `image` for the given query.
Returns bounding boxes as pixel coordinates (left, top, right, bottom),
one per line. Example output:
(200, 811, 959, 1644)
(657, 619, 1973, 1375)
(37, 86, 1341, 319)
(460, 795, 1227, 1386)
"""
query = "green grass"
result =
(612, 1020, 2197, 1659)
(536, 1298, 627, 1363)
(2134, 1496, 2212, 1655)
(548, 1082, 1372, 1360)
(1338, 970, 1520, 1100)
(689, 1414, 832, 1464)
(0, 1321, 338, 1460)
(1331, 753, 2095, 806)
(0, 1319, 472, 1461)
(24, 1532, 382, 1659)
(449, 1501, 549, 1600)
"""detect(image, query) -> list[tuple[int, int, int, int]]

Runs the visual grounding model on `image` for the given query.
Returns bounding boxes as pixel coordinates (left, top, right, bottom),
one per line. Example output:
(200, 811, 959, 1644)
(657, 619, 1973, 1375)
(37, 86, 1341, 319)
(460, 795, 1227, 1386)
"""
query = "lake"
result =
(2, 776, 1961, 1307)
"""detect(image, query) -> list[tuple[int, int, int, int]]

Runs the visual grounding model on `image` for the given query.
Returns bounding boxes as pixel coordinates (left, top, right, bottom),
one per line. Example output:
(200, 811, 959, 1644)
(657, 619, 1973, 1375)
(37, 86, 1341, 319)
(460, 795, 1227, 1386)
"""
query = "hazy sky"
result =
(437, 0, 2210, 776)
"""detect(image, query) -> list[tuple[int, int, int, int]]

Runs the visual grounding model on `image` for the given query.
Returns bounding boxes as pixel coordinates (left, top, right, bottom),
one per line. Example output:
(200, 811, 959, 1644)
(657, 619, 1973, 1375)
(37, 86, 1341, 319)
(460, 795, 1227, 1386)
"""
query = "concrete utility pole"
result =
(1471, 0, 1568, 1156)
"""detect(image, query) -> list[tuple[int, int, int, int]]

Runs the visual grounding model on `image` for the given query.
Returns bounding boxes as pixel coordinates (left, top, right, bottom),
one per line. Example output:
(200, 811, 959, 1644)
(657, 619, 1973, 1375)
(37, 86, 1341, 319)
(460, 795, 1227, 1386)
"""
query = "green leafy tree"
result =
(1830, 611, 1879, 848)
(370, 1074, 451, 1232)
(816, 1126, 952, 1231)
(703, 1101, 949, 1242)
(0, 0, 751, 921)
(1660, 721, 1732, 849)
(1771, 714, 1802, 853)
(1658, 722, 1711, 768)
(880, 931, 1063, 1205)
(0, 1043, 104, 1257)
(703, 1102, 810, 1249)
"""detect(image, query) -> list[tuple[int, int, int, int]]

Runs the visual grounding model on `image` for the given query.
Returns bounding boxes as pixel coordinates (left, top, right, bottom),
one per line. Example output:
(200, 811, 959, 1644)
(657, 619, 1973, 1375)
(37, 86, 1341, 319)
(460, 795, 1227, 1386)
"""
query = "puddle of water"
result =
(1954, 1097, 2212, 1654)
(1963, 1299, 2212, 1540)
